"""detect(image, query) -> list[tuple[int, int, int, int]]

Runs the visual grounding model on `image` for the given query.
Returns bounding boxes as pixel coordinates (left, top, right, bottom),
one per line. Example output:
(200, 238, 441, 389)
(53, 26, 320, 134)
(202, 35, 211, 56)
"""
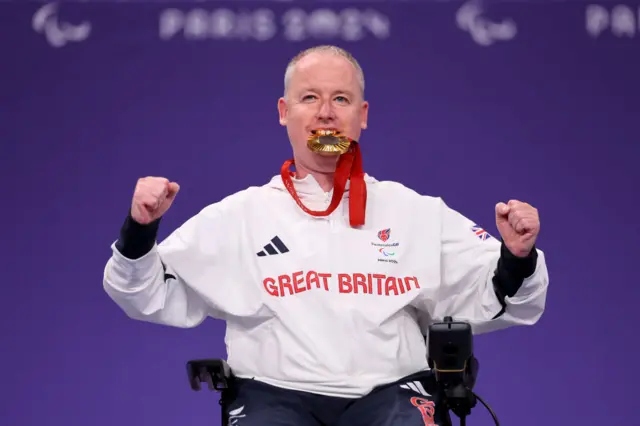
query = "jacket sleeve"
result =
(432, 198, 550, 335)
(102, 204, 236, 328)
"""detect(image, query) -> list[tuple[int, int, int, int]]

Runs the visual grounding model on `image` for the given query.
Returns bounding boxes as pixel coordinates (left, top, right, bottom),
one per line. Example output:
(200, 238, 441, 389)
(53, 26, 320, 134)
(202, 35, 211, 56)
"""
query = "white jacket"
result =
(103, 173, 549, 398)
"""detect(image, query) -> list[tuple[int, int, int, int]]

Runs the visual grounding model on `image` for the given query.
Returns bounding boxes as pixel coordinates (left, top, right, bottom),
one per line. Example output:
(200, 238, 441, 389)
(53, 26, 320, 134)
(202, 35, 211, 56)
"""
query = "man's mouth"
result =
(306, 128, 352, 154)
(309, 129, 344, 146)
(310, 128, 340, 136)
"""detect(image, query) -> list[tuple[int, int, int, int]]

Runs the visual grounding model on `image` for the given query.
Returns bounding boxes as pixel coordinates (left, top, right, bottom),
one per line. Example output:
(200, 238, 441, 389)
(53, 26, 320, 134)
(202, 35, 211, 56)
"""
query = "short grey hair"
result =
(283, 45, 365, 98)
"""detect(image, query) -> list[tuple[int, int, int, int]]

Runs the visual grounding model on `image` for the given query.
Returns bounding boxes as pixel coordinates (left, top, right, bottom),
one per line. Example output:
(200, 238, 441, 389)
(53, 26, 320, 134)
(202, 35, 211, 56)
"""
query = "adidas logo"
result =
(228, 405, 246, 425)
(256, 236, 290, 257)
(400, 380, 431, 397)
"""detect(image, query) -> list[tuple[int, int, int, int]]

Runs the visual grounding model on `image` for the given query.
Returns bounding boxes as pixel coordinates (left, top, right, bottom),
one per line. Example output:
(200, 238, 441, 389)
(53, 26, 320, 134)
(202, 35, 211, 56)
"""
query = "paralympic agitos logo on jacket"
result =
(263, 271, 420, 298)
(373, 227, 399, 264)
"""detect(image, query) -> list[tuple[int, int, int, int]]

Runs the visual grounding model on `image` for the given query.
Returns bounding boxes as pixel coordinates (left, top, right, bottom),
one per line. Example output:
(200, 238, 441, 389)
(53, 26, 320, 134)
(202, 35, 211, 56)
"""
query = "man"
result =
(103, 45, 549, 426)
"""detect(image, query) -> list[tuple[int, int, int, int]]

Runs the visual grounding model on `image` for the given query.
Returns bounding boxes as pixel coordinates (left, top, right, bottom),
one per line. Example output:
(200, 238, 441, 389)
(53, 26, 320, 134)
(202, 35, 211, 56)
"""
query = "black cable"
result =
(472, 391, 500, 426)
(446, 391, 499, 426)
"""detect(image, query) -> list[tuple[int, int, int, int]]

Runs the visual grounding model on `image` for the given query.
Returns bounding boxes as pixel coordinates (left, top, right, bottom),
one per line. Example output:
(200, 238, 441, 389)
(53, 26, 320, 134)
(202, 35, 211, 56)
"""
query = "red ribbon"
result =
(280, 142, 367, 227)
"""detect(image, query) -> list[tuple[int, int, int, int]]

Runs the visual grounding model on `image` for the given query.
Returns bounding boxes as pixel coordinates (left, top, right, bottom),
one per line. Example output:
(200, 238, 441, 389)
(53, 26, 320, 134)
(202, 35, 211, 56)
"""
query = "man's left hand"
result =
(495, 200, 540, 257)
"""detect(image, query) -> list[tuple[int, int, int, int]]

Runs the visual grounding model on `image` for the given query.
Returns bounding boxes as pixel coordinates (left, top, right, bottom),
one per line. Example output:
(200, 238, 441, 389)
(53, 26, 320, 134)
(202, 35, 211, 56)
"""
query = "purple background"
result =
(2, 1, 638, 425)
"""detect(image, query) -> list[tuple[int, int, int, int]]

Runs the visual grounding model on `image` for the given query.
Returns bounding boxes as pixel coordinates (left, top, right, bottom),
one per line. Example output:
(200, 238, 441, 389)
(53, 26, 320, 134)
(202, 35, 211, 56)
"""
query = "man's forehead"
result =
(295, 51, 354, 73)
(293, 79, 357, 96)
(290, 54, 358, 90)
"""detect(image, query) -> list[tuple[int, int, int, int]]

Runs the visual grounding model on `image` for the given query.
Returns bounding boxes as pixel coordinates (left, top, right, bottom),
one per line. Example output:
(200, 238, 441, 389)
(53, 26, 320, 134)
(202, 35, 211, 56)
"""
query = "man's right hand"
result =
(131, 177, 180, 225)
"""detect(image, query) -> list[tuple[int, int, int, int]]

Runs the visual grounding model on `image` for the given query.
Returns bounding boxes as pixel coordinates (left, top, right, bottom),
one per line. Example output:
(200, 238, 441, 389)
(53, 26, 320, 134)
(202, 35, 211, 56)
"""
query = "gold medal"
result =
(307, 129, 353, 155)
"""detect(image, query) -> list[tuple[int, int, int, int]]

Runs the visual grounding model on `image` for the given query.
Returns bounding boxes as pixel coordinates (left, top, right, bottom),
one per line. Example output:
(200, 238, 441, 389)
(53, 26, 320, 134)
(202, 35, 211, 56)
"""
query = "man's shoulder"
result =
(196, 176, 286, 216)
(198, 185, 265, 215)
(368, 176, 443, 206)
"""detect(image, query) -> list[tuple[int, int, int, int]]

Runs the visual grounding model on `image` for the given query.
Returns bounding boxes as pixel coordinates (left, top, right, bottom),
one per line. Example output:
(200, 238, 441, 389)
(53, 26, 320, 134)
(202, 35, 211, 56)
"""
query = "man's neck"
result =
(294, 165, 335, 193)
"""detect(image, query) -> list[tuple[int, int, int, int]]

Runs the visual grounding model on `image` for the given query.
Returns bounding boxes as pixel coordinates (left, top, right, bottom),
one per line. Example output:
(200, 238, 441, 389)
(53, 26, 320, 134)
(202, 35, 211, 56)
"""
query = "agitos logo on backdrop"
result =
(31, 2, 91, 47)
(455, 0, 517, 46)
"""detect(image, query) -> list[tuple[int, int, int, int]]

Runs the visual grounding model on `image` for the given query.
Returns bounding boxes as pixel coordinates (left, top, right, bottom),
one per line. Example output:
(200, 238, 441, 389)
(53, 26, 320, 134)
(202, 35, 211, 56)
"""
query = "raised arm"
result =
(433, 198, 549, 334)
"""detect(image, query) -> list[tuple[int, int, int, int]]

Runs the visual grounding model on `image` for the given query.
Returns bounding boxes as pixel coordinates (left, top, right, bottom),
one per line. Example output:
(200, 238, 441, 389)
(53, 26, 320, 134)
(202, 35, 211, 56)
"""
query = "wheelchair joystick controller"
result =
(428, 316, 491, 426)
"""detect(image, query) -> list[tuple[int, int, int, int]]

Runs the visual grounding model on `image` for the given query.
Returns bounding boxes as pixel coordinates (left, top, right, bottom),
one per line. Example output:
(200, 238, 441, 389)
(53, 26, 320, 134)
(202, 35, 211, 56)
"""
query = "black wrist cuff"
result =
(492, 240, 538, 309)
(114, 211, 161, 259)
(499, 241, 538, 280)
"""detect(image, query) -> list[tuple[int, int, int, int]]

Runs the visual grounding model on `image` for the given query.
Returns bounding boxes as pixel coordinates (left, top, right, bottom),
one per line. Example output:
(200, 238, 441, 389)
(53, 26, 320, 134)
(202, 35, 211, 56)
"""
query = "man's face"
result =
(277, 52, 369, 172)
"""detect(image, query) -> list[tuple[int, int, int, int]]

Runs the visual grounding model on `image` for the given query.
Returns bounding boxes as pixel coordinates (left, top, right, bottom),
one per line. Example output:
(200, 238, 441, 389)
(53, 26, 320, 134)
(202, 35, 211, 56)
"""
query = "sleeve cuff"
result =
(114, 211, 161, 260)
(500, 241, 538, 279)
(492, 241, 538, 304)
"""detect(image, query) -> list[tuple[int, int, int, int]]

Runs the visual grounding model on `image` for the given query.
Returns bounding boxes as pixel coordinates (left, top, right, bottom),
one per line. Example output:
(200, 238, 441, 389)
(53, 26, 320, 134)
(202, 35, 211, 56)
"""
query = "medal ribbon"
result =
(280, 142, 366, 227)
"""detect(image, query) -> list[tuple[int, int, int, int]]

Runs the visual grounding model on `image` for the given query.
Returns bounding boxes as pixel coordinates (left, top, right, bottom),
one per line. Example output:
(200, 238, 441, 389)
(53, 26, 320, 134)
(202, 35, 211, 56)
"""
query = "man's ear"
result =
(360, 100, 369, 129)
(278, 97, 288, 126)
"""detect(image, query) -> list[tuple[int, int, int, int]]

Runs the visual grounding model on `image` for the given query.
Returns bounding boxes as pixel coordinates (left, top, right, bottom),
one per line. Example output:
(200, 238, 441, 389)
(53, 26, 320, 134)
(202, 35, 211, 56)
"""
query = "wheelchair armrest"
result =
(186, 358, 233, 392)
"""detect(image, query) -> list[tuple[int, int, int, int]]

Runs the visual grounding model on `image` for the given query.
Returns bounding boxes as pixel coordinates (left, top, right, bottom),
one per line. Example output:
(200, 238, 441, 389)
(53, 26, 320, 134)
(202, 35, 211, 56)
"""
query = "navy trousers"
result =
(222, 371, 448, 426)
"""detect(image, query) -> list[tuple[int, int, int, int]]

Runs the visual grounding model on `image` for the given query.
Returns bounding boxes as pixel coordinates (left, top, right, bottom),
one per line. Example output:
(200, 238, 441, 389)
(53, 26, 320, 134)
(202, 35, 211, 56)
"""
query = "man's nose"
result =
(316, 100, 336, 121)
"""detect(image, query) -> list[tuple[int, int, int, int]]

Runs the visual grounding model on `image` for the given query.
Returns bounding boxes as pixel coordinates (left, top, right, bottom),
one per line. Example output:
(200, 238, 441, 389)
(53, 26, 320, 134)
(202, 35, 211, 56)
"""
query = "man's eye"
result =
(302, 95, 316, 101)
(335, 96, 349, 103)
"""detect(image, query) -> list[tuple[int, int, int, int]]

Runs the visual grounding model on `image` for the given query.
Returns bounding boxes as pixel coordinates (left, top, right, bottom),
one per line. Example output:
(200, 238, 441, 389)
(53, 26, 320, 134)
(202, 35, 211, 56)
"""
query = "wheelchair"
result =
(185, 357, 462, 426)
(186, 358, 235, 426)
(186, 320, 482, 426)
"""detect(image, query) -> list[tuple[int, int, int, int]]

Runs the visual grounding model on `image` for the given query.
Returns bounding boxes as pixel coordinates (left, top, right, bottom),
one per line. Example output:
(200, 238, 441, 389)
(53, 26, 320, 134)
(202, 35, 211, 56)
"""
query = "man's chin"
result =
(307, 152, 341, 170)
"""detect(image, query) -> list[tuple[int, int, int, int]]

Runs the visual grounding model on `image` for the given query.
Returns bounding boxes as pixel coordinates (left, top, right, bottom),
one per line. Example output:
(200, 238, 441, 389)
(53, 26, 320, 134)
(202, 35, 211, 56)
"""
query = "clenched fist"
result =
(131, 177, 180, 225)
(495, 200, 540, 258)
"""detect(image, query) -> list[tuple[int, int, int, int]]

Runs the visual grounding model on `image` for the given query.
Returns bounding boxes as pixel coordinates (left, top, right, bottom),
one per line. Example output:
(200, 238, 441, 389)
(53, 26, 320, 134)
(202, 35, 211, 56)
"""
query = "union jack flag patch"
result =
(471, 225, 491, 241)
